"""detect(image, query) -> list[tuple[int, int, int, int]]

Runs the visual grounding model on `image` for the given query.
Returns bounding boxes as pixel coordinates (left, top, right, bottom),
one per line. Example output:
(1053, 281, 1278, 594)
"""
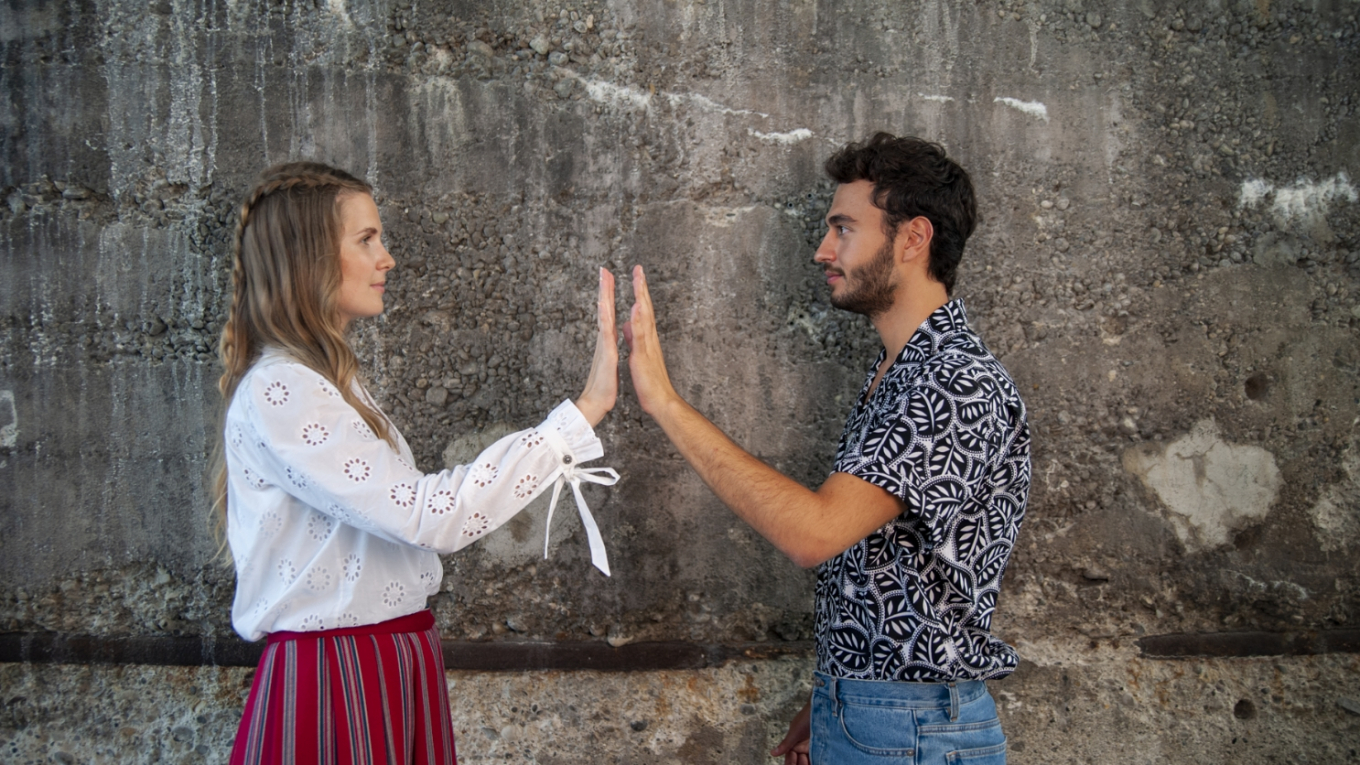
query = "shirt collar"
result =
(857, 299, 970, 407)
(897, 298, 970, 365)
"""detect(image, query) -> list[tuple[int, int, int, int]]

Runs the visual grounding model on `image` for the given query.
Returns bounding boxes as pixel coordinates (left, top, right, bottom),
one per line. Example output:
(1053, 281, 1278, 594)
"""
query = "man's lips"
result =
(824, 270, 843, 284)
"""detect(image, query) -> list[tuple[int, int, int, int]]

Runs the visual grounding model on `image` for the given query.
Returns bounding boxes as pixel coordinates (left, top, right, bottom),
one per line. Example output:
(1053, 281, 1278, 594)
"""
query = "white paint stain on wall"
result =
(325, 0, 352, 25)
(1122, 419, 1281, 552)
(747, 128, 813, 144)
(0, 390, 16, 450)
(994, 97, 1049, 122)
(918, 94, 954, 103)
(1309, 447, 1360, 553)
(1237, 172, 1357, 221)
(583, 78, 653, 110)
(579, 76, 775, 121)
(669, 92, 769, 119)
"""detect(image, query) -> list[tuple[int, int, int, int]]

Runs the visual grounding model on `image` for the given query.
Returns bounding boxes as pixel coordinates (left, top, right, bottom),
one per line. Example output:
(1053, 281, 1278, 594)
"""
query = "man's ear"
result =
(896, 216, 934, 264)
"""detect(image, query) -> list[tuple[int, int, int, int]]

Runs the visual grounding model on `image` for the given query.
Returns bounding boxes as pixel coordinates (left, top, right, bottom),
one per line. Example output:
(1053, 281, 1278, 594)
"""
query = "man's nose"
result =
(812, 231, 835, 263)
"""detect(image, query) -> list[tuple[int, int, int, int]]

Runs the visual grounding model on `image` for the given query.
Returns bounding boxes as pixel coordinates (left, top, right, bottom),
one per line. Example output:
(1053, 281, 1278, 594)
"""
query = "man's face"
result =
(813, 180, 898, 318)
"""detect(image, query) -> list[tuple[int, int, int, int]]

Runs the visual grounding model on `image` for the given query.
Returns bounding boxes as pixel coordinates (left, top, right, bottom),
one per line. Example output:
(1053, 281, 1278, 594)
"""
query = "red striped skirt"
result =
(229, 610, 457, 765)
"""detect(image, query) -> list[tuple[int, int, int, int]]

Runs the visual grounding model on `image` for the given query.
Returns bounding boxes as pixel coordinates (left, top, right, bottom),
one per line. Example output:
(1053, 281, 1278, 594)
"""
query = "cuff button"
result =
(563, 455, 573, 465)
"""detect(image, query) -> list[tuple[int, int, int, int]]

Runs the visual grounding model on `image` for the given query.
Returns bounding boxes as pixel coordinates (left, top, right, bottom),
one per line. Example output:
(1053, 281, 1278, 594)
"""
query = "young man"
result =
(623, 133, 1030, 764)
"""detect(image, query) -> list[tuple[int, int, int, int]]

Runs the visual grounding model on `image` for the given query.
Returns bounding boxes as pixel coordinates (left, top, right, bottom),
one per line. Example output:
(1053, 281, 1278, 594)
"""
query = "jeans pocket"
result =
(836, 701, 917, 757)
(945, 739, 1007, 764)
(918, 719, 1006, 765)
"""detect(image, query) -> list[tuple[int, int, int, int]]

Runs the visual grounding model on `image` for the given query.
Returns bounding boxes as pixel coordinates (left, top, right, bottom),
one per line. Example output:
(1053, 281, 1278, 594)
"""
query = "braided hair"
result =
(211, 162, 396, 542)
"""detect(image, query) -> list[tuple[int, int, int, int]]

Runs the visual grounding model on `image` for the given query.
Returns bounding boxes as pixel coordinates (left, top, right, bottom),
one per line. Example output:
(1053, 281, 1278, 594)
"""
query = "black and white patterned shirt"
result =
(815, 300, 1031, 682)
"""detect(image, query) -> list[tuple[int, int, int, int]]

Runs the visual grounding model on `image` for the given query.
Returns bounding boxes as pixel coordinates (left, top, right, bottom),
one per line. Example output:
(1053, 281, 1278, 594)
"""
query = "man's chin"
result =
(830, 288, 894, 318)
(829, 296, 867, 316)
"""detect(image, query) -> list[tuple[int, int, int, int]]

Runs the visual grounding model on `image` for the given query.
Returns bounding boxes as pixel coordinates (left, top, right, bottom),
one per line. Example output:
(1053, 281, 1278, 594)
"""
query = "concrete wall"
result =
(2, 0, 1358, 762)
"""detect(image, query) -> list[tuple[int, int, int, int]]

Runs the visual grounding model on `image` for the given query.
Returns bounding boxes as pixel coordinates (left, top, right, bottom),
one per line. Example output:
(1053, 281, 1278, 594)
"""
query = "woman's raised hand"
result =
(574, 268, 618, 427)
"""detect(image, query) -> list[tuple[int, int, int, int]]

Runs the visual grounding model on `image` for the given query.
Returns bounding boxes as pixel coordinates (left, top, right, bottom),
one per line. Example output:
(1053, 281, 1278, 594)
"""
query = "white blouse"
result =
(225, 348, 604, 641)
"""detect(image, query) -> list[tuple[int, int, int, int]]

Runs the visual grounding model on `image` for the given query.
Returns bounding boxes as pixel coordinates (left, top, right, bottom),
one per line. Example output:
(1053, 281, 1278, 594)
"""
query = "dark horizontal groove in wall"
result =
(0, 632, 814, 671)
(1138, 629, 1360, 658)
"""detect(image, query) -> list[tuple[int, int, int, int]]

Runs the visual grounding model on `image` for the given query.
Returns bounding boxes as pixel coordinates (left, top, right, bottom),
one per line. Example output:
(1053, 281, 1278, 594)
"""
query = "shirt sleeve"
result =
(834, 362, 1005, 551)
(237, 361, 600, 554)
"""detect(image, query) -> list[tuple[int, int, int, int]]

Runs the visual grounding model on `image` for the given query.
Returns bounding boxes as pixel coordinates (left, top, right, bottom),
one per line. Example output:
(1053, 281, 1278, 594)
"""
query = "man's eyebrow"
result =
(826, 213, 855, 226)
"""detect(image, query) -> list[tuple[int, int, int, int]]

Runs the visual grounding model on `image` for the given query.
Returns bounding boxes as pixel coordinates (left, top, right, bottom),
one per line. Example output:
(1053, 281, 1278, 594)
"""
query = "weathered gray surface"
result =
(3, 0, 1359, 761)
(3, 652, 1358, 764)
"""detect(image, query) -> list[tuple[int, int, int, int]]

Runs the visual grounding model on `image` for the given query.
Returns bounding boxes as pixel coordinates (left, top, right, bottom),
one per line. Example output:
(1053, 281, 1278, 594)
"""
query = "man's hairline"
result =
(827, 178, 929, 245)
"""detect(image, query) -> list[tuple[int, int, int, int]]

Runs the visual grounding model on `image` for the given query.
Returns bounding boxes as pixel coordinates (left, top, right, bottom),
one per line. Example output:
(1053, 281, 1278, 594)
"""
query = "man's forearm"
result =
(624, 264, 901, 566)
(651, 396, 836, 567)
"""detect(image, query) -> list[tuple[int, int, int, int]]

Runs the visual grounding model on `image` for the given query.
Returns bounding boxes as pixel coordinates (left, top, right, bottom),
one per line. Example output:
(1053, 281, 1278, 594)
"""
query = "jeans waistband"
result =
(813, 671, 988, 722)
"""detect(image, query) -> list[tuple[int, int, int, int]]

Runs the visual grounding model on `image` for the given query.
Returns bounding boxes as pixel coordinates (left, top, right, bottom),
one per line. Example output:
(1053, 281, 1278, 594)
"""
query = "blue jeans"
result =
(810, 671, 1006, 764)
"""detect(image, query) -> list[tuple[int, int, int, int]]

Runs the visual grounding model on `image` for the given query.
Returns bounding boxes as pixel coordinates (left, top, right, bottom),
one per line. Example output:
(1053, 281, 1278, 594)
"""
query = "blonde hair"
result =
(211, 162, 395, 542)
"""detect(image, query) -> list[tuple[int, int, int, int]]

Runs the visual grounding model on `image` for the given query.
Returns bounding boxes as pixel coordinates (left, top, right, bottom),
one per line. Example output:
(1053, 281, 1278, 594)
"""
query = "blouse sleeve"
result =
(237, 361, 601, 554)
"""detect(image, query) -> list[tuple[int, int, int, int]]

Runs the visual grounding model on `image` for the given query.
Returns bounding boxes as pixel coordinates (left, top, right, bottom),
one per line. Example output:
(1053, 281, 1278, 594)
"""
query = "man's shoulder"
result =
(904, 330, 1017, 397)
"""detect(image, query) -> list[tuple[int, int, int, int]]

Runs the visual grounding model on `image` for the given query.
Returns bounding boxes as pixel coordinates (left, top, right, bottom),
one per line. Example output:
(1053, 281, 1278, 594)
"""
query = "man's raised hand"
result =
(622, 265, 680, 417)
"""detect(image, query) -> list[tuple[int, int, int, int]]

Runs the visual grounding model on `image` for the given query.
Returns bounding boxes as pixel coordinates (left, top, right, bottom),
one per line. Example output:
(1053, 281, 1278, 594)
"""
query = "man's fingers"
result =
(772, 699, 811, 760)
(631, 264, 654, 322)
(770, 733, 803, 756)
(621, 320, 634, 349)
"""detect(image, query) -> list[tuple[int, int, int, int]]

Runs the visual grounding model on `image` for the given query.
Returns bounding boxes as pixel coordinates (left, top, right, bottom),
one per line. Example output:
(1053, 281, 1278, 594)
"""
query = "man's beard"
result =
(827, 239, 897, 317)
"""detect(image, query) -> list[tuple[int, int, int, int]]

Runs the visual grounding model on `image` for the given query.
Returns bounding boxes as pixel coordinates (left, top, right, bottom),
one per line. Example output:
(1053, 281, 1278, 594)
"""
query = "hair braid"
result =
(211, 162, 392, 551)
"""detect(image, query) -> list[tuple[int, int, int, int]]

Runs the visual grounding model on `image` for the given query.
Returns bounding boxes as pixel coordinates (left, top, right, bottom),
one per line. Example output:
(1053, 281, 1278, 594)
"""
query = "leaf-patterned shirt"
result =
(815, 300, 1031, 682)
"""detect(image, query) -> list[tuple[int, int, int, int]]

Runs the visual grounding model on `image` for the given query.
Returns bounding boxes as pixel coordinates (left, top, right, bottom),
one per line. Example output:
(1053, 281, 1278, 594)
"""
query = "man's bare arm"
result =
(623, 265, 903, 568)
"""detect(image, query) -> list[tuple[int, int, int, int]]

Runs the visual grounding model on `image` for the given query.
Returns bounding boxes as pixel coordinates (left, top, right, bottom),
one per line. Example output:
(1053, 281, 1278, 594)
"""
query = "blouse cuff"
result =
(543, 399, 604, 462)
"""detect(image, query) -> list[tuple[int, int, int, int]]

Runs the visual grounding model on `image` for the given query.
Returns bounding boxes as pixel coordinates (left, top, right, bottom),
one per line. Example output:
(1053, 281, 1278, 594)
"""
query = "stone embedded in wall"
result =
(1122, 419, 1282, 552)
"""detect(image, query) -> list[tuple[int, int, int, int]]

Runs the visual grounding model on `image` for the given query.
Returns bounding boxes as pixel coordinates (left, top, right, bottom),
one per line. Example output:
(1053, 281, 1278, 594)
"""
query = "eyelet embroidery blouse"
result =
(225, 348, 604, 641)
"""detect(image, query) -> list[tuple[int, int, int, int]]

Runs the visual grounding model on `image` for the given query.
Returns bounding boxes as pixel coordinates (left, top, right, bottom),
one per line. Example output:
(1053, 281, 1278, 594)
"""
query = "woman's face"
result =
(336, 192, 394, 329)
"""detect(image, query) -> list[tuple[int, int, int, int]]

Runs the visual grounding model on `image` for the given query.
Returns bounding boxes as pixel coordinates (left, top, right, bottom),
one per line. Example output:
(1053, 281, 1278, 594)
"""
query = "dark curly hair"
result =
(824, 133, 977, 294)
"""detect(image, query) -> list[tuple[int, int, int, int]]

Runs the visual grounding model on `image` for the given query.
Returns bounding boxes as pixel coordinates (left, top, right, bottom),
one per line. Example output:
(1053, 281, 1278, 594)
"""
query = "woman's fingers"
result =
(592, 268, 617, 366)
(598, 267, 616, 334)
(576, 268, 620, 427)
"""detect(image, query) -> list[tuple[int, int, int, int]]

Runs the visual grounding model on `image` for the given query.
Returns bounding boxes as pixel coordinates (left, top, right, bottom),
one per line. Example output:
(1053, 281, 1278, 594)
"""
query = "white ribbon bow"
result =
(543, 462, 620, 576)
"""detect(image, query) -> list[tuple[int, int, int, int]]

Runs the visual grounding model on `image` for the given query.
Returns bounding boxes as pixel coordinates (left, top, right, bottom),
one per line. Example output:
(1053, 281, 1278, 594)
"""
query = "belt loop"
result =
(829, 676, 841, 717)
(948, 681, 960, 722)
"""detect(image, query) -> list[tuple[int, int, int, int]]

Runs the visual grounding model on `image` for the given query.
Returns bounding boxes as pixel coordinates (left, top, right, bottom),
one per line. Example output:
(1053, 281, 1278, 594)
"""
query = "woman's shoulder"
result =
(237, 349, 345, 408)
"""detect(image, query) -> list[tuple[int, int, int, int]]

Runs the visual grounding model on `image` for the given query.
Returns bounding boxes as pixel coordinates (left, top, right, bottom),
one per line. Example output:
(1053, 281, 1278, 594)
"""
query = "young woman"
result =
(215, 162, 617, 764)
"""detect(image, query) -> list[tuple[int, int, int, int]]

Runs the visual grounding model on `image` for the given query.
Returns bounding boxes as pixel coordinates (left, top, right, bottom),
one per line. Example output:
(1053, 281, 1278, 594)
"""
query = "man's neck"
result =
(870, 282, 950, 363)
